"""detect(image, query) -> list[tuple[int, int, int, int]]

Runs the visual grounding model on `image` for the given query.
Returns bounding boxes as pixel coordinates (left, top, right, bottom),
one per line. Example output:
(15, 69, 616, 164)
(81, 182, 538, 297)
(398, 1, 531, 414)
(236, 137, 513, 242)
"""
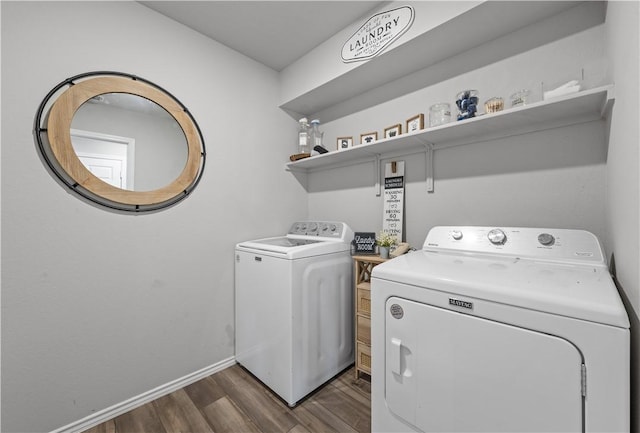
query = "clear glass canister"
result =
(455, 89, 479, 120)
(510, 89, 530, 107)
(484, 97, 504, 113)
(429, 102, 451, 127)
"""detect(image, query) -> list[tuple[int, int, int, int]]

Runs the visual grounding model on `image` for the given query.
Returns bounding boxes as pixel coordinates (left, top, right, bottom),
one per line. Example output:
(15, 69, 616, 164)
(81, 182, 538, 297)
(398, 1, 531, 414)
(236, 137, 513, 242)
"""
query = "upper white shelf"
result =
(285, 85, 614, 173)
(279, 1, 606, 122)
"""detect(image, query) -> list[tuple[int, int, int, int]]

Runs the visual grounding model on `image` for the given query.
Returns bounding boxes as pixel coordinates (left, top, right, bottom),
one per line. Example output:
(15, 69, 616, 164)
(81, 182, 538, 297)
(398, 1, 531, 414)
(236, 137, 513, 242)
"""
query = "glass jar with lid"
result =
(429, 102, 451, 127)
(455, 90, 479, 120)
(510, 89, 530, 107)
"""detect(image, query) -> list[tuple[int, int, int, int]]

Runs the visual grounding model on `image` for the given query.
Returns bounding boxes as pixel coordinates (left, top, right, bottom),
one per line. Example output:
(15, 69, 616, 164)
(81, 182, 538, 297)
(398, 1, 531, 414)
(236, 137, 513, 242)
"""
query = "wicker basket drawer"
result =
(356, 315, 371, 345)
(357, 342, 371, 374)
(357, 288, 371, 316)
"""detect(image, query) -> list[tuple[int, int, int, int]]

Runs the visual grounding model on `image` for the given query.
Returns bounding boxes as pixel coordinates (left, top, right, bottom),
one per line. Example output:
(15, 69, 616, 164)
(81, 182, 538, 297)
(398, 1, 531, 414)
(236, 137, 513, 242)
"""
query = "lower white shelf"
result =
(285, 85, 614, 174)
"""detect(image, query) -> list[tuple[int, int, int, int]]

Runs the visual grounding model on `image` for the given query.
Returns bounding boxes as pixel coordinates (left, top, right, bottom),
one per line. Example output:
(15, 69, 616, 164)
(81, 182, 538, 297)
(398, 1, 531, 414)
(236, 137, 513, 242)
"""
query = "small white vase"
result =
(379, 246, 390, 259)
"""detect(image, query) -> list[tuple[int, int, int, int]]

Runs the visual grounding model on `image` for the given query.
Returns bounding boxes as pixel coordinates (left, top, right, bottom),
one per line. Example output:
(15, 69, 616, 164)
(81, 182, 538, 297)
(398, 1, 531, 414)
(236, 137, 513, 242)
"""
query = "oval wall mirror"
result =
(34, 71, 206, 212)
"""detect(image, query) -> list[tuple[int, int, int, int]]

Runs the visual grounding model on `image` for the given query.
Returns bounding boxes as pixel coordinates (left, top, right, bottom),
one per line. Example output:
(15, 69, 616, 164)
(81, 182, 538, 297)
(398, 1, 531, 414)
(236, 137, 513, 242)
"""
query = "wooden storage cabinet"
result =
(353, 255, 388, 379)
(357, 342, 371, 375)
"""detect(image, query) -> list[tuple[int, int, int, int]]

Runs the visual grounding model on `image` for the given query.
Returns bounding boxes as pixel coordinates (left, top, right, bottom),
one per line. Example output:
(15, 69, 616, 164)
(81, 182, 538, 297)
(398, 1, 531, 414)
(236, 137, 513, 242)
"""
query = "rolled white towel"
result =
(543, 80, 581, 100)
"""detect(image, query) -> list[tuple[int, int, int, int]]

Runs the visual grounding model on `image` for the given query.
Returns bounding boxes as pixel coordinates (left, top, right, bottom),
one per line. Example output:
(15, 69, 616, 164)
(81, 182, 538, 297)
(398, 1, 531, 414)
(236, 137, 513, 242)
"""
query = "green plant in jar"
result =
(376, 230, 397, 247)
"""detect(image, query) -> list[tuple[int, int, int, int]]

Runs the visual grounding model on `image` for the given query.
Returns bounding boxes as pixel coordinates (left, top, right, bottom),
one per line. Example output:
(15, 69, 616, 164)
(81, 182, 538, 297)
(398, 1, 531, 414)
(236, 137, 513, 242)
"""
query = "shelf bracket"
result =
(374, 154, 381, 196)
(601, 84, 615, 118)
(425, 143, 434, 193)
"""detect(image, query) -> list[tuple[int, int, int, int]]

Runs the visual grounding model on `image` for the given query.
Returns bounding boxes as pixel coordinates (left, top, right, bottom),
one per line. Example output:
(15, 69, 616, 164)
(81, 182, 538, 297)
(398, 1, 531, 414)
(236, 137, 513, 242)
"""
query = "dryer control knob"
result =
(538, 233, 555, 246)
(451, 230, 463, 240)
(487, 229, 507, 245)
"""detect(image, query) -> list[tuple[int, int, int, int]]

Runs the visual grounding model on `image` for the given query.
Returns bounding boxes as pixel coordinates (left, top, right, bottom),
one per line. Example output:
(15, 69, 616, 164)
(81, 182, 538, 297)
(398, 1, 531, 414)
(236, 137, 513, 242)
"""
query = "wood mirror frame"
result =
(35, 71, 206, 212)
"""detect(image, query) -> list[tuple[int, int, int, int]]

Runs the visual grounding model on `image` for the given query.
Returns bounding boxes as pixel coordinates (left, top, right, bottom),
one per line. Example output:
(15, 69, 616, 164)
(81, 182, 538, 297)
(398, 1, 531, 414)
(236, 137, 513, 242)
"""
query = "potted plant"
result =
(377, 230, 397, 259)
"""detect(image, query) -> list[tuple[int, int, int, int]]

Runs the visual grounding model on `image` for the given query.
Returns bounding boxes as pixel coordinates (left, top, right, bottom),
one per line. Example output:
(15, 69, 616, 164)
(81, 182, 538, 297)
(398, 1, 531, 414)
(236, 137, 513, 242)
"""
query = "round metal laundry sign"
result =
(341, 6, 415, 63)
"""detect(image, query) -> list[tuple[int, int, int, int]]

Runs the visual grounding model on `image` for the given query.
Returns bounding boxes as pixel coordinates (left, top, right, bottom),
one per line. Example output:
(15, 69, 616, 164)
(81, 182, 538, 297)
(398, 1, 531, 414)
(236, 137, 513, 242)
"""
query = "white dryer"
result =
(371, 226, 629, 432)
(235, 221, 354, 407)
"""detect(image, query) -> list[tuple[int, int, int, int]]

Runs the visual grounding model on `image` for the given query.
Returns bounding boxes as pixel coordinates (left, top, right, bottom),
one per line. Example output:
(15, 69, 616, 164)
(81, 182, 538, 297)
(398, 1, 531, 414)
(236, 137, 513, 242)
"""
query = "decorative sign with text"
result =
(353, 232, 376, 254)
(341, 6, 415, 63)
(383, 161, 405, 241)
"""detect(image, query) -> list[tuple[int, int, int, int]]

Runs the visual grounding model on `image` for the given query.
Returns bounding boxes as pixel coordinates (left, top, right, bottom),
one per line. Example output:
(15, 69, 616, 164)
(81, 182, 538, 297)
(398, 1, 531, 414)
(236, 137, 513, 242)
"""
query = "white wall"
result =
(0, 2, 306, 432)
(604, 1, 640, 428)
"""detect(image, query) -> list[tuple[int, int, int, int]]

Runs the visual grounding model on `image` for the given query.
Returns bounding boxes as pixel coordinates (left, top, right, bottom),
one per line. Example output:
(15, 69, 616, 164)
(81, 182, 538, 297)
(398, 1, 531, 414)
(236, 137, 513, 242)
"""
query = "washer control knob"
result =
(487, 229, 507, 245)
(538, 233, 555, 246)
(451, 230, 463, 240)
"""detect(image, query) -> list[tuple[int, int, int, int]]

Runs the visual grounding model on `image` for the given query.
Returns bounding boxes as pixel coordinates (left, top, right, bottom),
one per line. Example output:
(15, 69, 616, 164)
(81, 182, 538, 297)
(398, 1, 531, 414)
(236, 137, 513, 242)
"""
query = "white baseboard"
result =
(50, 356, 236, 433)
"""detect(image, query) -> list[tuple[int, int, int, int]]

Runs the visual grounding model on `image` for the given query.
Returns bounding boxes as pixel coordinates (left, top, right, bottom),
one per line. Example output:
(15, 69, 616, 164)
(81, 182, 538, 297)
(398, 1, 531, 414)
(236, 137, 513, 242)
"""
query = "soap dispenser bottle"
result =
(297, 117, 310, 155)
(309, 119, 327, 155)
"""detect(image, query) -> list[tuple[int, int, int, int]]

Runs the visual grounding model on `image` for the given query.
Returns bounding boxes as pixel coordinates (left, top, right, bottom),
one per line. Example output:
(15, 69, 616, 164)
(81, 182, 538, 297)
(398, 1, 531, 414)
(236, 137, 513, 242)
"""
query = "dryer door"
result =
(385, 297, 584, 432)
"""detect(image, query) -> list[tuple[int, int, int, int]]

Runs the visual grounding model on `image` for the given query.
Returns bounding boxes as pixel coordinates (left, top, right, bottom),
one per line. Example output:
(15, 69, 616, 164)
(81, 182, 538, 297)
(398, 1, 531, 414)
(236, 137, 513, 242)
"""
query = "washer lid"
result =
(235, 221, 354, 259)
(250, 237, 323, 248)
(236, 235, 349, 258)
(372, 250, 629, 329)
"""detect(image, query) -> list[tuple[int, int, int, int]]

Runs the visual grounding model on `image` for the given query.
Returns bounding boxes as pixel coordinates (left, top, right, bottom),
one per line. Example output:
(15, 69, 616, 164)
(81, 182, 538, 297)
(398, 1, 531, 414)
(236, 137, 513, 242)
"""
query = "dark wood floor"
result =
(83, 364, 371, 433)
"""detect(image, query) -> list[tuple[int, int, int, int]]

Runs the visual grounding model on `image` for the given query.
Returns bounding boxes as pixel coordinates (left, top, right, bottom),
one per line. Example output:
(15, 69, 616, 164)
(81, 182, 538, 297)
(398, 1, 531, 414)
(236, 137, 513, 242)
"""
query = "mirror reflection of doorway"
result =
(77, 153, 125, 189)
(71, 129, 135, 190)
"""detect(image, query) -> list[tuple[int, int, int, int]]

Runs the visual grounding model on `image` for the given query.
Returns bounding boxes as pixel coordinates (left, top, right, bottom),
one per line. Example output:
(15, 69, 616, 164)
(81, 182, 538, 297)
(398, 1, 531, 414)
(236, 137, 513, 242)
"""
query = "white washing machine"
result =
(371, 226, 630, 432)
(235, 221, 354, 406)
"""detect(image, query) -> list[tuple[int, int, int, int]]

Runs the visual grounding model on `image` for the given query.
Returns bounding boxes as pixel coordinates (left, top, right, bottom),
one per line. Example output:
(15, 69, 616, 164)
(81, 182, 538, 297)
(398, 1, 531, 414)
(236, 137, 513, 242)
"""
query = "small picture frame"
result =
(384, 124, 402, 139)
(406, 114, 424, 133)
(360, 132, 378, 145)
(337, 136, 353, 151)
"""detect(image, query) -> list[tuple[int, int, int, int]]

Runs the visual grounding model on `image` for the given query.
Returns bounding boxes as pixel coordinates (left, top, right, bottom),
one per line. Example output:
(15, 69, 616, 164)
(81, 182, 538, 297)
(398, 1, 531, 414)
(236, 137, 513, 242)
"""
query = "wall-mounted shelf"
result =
(279, 2, 606, 122)
(286, 85, 614, 176)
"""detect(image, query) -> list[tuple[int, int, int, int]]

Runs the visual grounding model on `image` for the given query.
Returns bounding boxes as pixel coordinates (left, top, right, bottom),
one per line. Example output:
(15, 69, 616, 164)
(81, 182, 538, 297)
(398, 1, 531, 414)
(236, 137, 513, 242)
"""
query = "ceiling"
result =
(139, 1, 386, 71)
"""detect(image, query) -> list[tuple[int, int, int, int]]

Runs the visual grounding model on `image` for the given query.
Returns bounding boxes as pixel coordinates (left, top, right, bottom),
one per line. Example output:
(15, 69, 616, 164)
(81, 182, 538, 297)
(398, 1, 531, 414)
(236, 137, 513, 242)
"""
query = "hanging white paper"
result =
(383, 161, 404, 241)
